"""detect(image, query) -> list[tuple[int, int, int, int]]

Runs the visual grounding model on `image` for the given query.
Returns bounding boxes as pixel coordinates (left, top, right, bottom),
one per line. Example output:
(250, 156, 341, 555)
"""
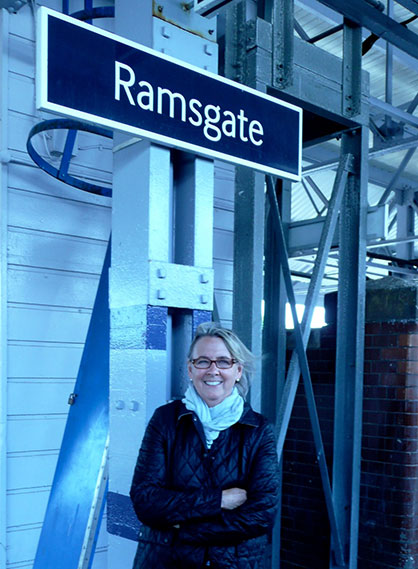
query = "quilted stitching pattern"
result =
(131, 400, 280, 569)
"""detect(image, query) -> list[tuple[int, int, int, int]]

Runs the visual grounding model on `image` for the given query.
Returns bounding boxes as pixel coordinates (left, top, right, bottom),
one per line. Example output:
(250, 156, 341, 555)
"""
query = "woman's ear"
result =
(236, 363, 243, 380)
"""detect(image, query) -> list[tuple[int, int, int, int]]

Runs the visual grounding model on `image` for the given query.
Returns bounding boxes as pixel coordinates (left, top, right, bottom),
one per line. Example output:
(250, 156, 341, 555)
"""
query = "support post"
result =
(225, 10, 272, 410)
(396, 191, 415, 262)
(262, 178, 291, 568)
(332, 126, 368, 569)
(109, 3, 216, 567)
(233, 167, 265, 410)
(332, 17, 368, 568)
(272, 0, 294, 89)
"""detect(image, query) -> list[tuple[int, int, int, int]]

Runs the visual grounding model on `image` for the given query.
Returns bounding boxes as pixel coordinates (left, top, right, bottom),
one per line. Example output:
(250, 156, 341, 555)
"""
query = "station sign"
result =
(37, 8, 302, 181)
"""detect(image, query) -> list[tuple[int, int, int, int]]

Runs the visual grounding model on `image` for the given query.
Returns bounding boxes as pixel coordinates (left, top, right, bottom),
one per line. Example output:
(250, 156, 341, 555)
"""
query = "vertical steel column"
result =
(332, 22, 368, 567)
(109, 4, 170, 567)
(262, 178, 291, 568)
(0, 10, 8, 569)
(272, 0, 294, 90)
(332, 127, 368, 569)
(342, 20, 362, 119)
(170, 151, 215, 400)
(109, 4, 216, 568)
(262, 179, 291, 424)
(225, 6, 273, 410)
(110, 137, 171, 563)
(233, 167, 265, 410)
(224, 1, 247, 84)
(396, 190, 415, 261)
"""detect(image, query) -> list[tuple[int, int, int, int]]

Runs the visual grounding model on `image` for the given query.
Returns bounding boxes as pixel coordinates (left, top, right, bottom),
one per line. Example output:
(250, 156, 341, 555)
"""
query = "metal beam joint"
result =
(272, 0, 294, 89)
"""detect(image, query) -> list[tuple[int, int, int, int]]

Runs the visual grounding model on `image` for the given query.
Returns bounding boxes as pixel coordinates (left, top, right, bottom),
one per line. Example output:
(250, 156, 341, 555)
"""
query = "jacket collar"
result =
(238, 403, 259, 427)
(176, 400, 258, 427)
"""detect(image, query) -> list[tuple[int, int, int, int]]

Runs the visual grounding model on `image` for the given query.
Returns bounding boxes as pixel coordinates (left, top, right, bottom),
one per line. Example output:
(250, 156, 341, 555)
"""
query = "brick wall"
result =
(279, 278, 418, 569)
(281, 325, 336, 569)
(359, 320, 418, 569)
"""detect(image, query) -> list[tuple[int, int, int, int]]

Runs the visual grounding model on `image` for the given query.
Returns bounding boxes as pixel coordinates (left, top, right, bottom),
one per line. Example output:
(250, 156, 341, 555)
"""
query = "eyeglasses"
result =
(190, 357, 237, 369)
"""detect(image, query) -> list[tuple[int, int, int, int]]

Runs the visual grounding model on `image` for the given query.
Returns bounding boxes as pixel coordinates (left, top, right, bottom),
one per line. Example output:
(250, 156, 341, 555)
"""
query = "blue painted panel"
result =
(107, 491, 140, 542)
(33, 244, 110, 569)
(192, 309, 212, 332)
(146, 305, 167, 350)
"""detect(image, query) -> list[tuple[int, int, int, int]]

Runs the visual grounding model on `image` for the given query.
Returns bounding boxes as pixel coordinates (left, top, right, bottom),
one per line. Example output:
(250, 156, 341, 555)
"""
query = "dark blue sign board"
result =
(37, 8, 302, 181)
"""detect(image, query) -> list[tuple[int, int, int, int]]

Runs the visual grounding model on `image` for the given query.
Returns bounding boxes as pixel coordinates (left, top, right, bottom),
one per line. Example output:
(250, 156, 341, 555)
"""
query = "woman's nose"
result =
(207, 361, 219, 372)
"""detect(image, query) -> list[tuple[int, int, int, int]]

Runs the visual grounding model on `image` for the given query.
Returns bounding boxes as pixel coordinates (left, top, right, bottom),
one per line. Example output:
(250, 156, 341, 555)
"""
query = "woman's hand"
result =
(221, 488, 247, 510)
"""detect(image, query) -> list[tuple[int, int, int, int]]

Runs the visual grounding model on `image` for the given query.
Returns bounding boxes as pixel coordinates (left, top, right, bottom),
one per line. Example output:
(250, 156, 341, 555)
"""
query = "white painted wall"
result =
(214, 160, 235, 328)
(0, 3, 235, 569)
(2, 3, 112, 568)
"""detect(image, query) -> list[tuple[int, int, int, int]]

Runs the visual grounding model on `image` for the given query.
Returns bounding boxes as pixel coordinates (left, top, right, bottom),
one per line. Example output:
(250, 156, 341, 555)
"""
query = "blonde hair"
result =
(187, 322, 255, 398)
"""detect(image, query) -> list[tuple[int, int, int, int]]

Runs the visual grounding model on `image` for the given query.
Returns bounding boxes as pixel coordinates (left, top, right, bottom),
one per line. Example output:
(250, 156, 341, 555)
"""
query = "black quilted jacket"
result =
(130, 399, 280, 569)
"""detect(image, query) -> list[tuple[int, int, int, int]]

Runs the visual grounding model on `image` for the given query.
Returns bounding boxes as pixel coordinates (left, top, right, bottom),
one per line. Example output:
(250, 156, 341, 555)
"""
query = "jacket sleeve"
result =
(177, 421, 280, 545)
(130, 406, 222, 528)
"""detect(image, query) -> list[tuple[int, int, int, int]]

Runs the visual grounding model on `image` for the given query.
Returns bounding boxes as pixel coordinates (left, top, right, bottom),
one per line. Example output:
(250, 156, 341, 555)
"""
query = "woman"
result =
(130, 322, 280, 569)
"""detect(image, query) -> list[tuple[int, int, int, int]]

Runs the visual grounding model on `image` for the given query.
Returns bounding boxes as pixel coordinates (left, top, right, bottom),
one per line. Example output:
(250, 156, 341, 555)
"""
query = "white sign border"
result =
(36, 7, 302, 182)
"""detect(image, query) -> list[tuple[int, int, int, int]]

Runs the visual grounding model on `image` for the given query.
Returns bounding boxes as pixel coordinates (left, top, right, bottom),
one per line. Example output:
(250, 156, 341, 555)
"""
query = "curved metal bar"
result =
(26, 119, 113, 197)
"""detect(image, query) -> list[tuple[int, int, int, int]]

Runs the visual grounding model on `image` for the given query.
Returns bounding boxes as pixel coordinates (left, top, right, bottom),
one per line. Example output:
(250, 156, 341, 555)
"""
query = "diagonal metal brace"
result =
(270, 153, 352, 458)
(267, 153, 353, 568)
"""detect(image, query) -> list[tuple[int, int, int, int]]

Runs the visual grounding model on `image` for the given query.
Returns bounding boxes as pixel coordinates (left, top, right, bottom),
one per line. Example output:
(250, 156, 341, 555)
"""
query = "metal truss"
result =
(318, 0, 418, 58)
(224, 2, 415, 568)
(296, 0, 418, 266)
(266, 159, 349, 567)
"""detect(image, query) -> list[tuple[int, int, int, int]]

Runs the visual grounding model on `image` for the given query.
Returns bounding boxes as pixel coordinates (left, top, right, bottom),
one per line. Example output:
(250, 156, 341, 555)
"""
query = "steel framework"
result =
(224, 1, 381, 567)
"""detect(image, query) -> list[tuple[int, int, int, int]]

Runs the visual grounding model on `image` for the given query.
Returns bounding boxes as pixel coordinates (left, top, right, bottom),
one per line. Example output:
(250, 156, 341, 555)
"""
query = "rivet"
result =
(200, 294, 209, 304)
(204, 44, 213, 56)
(157, 289, 166, 300)
(115, 400, 125, 410)
(129, 400, 139, 412)
(200, 273, 209, 284)
(161, 26, 170, 39)
(157, 267, 167, 279)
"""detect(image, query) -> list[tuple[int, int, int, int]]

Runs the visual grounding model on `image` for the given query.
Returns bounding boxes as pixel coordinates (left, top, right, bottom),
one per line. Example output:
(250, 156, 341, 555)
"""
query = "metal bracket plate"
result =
(149, 260, 214, 309)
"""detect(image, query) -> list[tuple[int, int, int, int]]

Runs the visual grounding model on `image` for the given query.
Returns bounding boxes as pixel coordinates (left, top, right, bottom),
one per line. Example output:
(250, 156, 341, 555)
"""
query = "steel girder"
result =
(318, 0, 418, 59)
(394, 0, 418, 16)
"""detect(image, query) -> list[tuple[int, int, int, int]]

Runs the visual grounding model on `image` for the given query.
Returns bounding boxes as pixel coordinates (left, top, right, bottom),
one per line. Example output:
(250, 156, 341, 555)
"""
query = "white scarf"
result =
(182, 385, 244, 448)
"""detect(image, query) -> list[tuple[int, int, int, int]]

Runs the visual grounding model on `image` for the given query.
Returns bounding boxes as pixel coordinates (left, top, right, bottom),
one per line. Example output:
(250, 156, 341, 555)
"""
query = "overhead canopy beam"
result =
(370, 96, 418, 129)
(394, 0, 418, 17)
(319, 0, 418, 59)
(303, 135, 418, 180)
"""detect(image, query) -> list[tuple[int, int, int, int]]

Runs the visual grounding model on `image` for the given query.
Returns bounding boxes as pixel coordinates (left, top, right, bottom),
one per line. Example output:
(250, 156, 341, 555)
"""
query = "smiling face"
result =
(187, 336, 243, 408)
